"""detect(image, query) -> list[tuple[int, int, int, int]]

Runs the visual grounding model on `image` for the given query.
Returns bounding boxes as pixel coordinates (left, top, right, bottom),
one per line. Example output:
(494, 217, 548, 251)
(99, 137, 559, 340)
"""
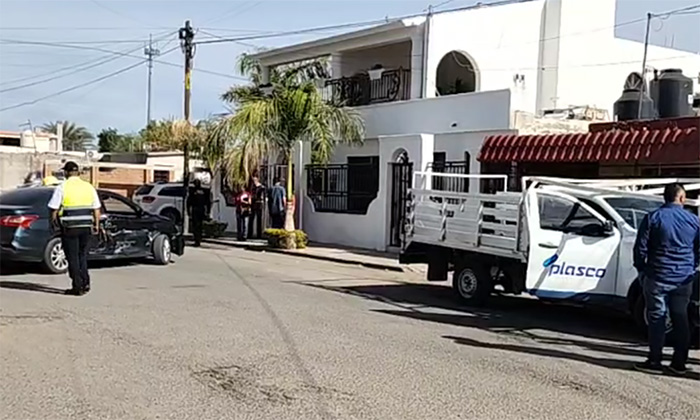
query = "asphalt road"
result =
(1, 246, 698, 420)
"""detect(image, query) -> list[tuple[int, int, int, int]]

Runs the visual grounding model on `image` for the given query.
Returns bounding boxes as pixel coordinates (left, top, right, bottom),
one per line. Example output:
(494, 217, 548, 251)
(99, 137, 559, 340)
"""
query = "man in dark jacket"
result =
(633, 183, 700, 376)
(187, 179, 211, 247)
(268, 177, 286, 229)
(248, 176, 266, 239)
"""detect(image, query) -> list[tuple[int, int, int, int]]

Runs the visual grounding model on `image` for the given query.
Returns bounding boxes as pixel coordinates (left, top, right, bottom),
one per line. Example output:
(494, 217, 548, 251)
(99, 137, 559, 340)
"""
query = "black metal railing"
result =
(324, 68, 411, 107)
(306, 162, 379, 214)
(428, 160, 470, 192)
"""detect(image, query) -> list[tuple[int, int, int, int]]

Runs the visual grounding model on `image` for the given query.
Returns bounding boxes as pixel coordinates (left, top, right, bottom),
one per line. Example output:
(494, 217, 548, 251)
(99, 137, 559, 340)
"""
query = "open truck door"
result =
(524, 188, 622, 302)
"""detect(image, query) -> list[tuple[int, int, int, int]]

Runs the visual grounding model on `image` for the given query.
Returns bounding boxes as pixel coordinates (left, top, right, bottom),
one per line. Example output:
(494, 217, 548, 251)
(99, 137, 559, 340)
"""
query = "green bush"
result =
(265, 228, 308, 249)
(202, 220, 228, 238)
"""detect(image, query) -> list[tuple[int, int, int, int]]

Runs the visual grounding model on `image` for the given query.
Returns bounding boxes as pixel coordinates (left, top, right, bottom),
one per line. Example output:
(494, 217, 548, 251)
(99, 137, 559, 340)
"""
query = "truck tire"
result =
(152, 235, 172, 265)
(452, 263, 493, 306)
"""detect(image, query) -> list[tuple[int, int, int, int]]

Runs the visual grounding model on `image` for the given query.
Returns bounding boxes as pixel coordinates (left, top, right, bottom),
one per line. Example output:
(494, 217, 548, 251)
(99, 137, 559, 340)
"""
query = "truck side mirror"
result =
(603, 220, 614, 233)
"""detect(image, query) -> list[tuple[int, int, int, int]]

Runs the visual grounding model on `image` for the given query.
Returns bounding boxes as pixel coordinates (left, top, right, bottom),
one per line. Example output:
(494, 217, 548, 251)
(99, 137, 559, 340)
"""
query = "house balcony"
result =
(324, 67, 411, 107)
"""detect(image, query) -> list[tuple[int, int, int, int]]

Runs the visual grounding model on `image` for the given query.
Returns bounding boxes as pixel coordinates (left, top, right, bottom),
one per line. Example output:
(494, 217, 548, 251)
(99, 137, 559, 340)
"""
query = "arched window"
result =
(436, 51, 478, 96)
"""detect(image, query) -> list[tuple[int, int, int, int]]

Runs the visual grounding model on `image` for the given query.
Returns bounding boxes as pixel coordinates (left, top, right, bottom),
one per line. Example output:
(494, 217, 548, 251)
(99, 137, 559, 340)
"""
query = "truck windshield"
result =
(603, 197, 662, 229)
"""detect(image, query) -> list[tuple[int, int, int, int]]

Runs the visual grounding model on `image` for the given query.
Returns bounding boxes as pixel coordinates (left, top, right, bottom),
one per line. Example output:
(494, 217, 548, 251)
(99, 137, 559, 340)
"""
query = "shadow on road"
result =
(0, 280, 66, 295)
(0, 259, 150, 277)
(443, 335, 699, 381)
(301, 281, 642, 344)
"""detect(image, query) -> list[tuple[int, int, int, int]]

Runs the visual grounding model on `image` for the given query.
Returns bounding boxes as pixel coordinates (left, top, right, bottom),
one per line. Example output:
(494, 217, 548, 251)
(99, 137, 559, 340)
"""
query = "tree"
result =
(41, 121, 94, 151)
(217, 56, 364, 238)
(97, 128, 142, 153)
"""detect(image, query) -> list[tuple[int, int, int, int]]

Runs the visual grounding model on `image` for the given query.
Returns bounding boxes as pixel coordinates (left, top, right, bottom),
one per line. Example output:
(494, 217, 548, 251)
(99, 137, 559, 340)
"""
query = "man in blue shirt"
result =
(633, 183, 700, 376)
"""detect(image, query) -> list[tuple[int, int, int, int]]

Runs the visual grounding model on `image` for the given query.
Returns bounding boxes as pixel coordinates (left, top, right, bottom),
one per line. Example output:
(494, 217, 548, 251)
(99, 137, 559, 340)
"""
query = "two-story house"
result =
(215, 0, 700, 251)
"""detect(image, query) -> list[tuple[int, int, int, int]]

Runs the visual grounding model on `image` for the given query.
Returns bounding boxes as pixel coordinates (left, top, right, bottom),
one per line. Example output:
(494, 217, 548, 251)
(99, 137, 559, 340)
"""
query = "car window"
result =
(538, 195, 600, 233)
(603, 197, 662, 229)
(158, 186, 184, 197)
(0, 188, 52, 206)
(134, 185, 154, 196)
(100, 193, 138, 216)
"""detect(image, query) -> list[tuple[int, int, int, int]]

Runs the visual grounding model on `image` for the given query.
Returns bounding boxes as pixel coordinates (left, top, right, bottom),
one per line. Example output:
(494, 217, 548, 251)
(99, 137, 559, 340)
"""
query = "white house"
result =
(212, 0, 700, 251)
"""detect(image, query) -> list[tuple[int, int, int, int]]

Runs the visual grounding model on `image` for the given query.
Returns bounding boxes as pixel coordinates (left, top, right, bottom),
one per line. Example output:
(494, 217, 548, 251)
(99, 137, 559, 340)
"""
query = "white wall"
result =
(427, 0, 545, 113)
(358, 88, 512, 138)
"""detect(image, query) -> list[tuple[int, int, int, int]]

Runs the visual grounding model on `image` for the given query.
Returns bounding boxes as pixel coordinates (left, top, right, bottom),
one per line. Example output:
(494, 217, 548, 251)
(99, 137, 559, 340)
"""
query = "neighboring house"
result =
(218, 0, 700, 251)
(0, 129, 62, 152)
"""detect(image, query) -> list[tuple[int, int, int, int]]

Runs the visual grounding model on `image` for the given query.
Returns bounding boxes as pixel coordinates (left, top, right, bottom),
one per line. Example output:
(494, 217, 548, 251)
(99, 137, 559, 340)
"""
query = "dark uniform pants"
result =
(62, 229, 91, 290)
(192, 209, 205, 246)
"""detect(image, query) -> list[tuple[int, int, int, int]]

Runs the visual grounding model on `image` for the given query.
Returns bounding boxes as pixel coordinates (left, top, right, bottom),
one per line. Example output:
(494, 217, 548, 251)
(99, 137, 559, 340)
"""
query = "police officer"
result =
(187, 179, 211, 247)
(47, 161, 102, 296)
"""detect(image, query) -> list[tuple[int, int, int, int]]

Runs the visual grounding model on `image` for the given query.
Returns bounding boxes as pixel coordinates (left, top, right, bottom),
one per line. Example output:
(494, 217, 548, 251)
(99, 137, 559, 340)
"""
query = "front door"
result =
(389, 160, 413, 247)
(525, 189, 621, 301)
(95, 191, 151, 258)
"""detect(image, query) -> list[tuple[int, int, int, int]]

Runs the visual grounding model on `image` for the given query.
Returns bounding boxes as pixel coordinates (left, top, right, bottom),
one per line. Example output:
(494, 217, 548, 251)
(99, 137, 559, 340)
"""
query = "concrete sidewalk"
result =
(201, 236, 423, 273)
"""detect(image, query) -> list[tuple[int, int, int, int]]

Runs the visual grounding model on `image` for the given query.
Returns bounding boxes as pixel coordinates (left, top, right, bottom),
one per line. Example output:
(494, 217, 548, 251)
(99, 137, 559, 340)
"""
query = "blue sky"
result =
(0, 0, 698, 136)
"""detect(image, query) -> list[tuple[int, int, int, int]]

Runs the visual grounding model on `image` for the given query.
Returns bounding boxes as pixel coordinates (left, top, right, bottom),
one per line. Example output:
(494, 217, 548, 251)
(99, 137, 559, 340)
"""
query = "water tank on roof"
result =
(654, 69, 693, 118)
(614, 88, 655, 121)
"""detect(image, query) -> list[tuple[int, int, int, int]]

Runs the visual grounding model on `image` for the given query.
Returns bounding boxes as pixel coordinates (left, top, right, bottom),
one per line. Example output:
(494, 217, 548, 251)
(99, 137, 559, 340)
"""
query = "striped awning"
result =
(478, 116, 700, 164)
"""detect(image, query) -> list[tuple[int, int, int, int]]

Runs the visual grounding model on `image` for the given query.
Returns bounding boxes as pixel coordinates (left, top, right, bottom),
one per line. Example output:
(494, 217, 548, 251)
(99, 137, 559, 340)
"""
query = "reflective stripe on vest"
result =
(59, 177, 96, 229)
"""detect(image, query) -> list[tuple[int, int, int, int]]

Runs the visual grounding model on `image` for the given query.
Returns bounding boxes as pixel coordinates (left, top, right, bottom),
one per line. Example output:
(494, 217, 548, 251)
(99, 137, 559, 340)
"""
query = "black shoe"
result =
(634, 360, 664, 375)
(65, 288, 81, 296)
(82, 285, 90, 294)
(668, 364, 689, 376)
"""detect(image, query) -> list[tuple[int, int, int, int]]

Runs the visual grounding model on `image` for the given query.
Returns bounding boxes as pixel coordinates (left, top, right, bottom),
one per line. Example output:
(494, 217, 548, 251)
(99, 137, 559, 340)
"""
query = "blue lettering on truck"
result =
(548, 262, 606, 278)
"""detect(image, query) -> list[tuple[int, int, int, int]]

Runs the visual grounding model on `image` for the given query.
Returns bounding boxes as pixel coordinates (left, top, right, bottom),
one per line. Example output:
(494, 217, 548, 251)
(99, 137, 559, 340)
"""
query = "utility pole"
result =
(637, 12, 652, 119)
(144, 34, 160, 125)
(179, 20, 195, 235)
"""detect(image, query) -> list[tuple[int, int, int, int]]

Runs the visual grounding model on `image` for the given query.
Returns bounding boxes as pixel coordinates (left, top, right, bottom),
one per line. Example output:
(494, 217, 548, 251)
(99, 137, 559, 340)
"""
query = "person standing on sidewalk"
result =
(248, 176, 266, 239)
(235, 189, 252, 241)
(188, 179, 210, 247)
(268, 177, 286, 229)
(633, 183, 700, 376)
(47, 161, 102, 296)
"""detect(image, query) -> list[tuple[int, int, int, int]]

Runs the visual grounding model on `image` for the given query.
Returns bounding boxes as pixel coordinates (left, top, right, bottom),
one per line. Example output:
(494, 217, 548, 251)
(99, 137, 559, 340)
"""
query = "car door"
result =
(525, 189, 621, 301)
(98, 191, 151, 258)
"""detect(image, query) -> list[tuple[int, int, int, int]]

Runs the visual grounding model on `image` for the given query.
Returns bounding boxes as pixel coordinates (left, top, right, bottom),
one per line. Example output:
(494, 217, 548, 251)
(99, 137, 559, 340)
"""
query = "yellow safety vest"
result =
(59, 177, 96, 229)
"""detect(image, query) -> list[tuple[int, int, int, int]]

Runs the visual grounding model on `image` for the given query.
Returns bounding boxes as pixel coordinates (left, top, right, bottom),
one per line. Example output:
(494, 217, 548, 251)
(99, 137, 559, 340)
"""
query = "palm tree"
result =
(217, 55, 364, 236)
(41, 121, 94, 151)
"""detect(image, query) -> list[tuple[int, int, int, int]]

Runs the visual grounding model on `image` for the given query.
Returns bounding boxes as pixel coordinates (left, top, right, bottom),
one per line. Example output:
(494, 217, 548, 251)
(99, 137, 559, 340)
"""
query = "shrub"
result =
(265, 228, 308, 249)
(202, 220, 228, 238)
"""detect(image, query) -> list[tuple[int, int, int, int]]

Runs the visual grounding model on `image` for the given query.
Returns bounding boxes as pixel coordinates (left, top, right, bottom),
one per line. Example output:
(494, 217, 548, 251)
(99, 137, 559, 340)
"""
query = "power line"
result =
(88, 0, 152, 26)
(0, 60, 147, 113)
(203, 1, 264, 27)
(0, 31, 177, 87)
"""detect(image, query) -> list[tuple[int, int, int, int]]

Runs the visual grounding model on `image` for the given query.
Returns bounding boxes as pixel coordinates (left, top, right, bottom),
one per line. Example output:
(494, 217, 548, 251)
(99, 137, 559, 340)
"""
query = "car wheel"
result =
(452, 262, 492, 306)
(160, 208, 180, 223)
(152, 234, 172, 265)
(42, 237, 68, 274)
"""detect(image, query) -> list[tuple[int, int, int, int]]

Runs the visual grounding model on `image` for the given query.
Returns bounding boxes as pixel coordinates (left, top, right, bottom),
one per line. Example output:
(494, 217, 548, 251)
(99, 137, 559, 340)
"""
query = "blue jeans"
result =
(236, 212, 248, 241)
(643, 275, 694, 366)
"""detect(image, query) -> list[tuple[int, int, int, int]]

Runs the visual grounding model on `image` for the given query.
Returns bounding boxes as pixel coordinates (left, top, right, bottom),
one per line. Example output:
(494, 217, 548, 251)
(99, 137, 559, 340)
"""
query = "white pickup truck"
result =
(400, 174, 700, 335)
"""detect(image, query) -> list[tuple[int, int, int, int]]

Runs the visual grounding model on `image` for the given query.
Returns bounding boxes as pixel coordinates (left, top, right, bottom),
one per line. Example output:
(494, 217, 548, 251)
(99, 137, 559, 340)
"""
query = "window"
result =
(604, 197, 661, 230)
(153, 170, 170, 183)
(134, 185, 154, 196)
(538, 195, 600, 233)
(101, 193, 138, 216)
(158, 186, 185, 197)
(305, 156, 379, 214)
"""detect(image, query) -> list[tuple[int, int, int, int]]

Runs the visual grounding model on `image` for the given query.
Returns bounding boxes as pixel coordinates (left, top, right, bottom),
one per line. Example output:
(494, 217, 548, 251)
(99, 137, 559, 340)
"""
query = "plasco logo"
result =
(549, 262, 606, 278)
(542, 254, 606, 278)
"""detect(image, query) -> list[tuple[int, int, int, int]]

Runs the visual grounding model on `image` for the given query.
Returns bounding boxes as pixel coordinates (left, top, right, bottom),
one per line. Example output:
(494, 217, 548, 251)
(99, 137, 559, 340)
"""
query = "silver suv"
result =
(133, 183, 186, 222)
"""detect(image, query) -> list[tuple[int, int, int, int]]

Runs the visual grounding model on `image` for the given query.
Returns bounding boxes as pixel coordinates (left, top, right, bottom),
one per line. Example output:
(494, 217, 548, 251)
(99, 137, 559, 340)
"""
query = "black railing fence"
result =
(325, 68, 411, 107)
(306, 161, 379, 214)
(428, 160, 470, 193)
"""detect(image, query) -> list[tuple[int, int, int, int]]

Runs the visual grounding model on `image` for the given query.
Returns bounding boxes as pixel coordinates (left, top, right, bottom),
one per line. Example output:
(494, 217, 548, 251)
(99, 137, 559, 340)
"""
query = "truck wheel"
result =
(452, 263, 493, 306)
(152, 235, 172, 265)
(42, 237, 68, 274)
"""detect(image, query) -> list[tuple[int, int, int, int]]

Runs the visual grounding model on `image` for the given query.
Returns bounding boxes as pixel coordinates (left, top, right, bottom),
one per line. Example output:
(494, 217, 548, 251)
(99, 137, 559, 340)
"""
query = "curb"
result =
(201, 238, 405, 273)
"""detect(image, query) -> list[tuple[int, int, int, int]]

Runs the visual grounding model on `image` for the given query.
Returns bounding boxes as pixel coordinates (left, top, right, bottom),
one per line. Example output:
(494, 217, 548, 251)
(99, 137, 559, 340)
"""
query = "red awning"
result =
(478, 116, 700, 164)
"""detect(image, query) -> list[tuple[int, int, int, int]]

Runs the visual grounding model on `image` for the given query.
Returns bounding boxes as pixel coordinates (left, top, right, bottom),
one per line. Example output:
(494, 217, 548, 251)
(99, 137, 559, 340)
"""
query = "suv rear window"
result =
(158, 186, 185, 197)
(134, 185, 154, 196)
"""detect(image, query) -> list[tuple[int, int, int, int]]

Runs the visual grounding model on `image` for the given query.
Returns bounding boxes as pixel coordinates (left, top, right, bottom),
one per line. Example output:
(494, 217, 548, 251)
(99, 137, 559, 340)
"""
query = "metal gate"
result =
(389, 161, 413, 247)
